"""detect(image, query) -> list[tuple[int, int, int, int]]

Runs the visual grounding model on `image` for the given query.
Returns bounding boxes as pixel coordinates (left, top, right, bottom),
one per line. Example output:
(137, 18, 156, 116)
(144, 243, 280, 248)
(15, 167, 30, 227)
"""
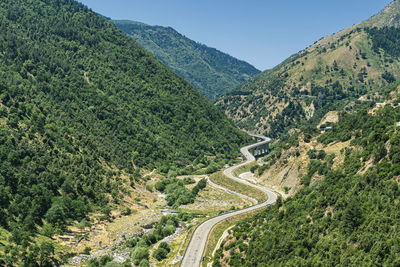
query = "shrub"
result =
(83, 246, 91, 255)
(145, 184, 153, 192)
(153, 247, 168, 261)
(183, 177, 196, 184)
(139, 259, 150, 267)
(162, 224, 176, 236)
(125, 237, 139, 248)
(159, 242, 170, 252)
(99, 255, 113, 266)
(250, 165, 259, 173)
(121, 207, 132, 216)
(131, 246, 149, 265)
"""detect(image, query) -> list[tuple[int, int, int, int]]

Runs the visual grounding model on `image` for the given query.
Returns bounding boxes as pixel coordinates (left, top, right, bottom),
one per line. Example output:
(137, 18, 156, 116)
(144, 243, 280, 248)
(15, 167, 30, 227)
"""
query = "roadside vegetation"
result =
(214, 104, 400, 266)
(155, 178, 207, 208)
(86, 213, 193, 266)
(209, 172, 266, 203)
(202, 209, 261, 267)
(232, 162, 258, 178)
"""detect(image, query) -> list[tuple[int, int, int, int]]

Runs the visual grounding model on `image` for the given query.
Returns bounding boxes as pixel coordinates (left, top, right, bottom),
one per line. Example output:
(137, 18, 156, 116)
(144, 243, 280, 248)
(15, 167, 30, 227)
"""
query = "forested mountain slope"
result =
(217, 0, 400, 137)
(113, 20, 260, 100)
(215, 103, 400, 266)
(0, 0, 249, 263)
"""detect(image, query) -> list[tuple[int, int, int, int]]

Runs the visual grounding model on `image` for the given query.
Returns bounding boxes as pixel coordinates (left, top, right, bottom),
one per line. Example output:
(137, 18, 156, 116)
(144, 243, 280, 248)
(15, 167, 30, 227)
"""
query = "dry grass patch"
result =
(209, 172, 266, 203)
(202, 209, 262, 267)
(232, 162, 258, 177)
(180, 184, 252, 214)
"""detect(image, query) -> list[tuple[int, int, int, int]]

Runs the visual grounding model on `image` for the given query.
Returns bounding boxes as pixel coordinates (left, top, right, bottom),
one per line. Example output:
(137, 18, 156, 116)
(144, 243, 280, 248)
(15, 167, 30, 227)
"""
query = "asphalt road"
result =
(180, 135, 277, 267)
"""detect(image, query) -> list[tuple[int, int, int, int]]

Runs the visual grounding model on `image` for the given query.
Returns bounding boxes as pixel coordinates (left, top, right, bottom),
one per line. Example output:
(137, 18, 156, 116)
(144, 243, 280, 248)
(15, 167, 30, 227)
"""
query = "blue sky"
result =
(78, 0, 392, 71)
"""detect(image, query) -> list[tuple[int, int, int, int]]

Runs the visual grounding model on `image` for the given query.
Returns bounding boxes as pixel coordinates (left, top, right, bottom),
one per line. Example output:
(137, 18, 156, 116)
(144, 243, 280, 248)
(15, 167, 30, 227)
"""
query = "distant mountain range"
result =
(113, 20, 260, 100)
(217, 0, 400, 137)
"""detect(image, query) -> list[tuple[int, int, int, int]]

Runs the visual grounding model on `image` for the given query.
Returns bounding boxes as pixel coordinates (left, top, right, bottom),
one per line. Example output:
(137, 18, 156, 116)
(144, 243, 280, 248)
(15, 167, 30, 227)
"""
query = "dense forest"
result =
(366, 26, 400, 59)
(0, 0, 250, 264)
(113, 20, 260, 100)
(214, 105, 400, 266)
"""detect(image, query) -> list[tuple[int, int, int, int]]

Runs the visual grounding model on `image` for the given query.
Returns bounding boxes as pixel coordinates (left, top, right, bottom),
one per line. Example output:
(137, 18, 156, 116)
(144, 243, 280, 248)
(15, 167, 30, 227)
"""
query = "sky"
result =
(78, 0, 393, 71)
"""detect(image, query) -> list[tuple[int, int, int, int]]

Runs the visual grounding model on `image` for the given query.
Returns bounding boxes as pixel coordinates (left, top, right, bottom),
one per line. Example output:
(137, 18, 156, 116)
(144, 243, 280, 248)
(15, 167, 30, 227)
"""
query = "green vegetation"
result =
(153, 242, 170, 261)
(217, 1, 400, 137)
(87, 255, 131, 267)
(88, 213, 193, 266)
(218, 28, 392, 137)
(209, 172, 266, 203)
(113, 20, 260, 100)
(0, 0, 250, 264)
(155, 178, 207, 208)
(214, 105, 400, 266)
(202, 208, 261, 267)
(232, 162, 258, 177)
(183, 177, 196, 185)
(367, 26, 400, 59)
(126, 214, 191, 264)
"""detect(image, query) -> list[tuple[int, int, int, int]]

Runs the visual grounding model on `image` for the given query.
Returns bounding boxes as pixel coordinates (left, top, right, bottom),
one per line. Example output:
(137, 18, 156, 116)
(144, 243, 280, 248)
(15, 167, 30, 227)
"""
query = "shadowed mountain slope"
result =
(113, 20, 260, 100)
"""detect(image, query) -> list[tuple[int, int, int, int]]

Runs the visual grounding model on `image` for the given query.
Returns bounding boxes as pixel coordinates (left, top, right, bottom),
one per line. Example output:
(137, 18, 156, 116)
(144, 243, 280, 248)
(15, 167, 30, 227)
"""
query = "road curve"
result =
(180, 135, 278, 267)
(207, 178, 257, 205)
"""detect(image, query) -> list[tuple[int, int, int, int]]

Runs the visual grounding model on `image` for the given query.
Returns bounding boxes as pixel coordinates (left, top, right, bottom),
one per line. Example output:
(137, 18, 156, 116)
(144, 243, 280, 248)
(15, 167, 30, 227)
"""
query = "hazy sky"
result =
(78, 0, 392, 71)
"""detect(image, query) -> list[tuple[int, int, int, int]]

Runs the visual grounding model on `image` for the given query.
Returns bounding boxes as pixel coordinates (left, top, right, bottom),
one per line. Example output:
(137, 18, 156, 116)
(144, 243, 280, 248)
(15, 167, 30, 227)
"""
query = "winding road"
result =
(180, 135, 278, 267)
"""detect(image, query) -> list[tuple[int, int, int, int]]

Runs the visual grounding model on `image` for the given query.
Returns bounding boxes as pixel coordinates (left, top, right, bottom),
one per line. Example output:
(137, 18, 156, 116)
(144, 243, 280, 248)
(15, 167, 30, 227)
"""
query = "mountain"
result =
(113, 20, 261, 100)
(217, 0, 400, 138)
(306, 0, 400, 53)
(0, 0, 249, 263)
(214, 103, 400, 266)
(212, 2, 400, 265)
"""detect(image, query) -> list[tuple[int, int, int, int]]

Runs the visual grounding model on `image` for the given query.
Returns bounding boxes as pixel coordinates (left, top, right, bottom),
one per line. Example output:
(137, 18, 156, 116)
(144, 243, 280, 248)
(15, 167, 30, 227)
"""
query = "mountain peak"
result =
(361, 0, 400, 28)
(308, 0, 400, 52)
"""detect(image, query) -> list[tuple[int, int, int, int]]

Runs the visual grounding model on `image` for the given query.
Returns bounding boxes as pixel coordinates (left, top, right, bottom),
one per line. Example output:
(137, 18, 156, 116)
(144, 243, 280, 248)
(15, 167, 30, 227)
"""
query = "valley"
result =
(182, 135, 277, 267)
(2, 0, 400, 266)
(54, 135, 276, 266)
(59, 175, 252, 266)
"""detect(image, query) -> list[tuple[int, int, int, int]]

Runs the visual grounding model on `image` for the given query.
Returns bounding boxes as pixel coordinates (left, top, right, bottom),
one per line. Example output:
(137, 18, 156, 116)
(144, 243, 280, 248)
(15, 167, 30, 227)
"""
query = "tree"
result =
(159, 242, 170, 252)
(153, 247, 168, 261)
(138, 259, 150, 267)
(39, 241, 55, 266)
(45, 203, 66, 228)
(131, 246, 149, 265)
(99, 255, 113, 265)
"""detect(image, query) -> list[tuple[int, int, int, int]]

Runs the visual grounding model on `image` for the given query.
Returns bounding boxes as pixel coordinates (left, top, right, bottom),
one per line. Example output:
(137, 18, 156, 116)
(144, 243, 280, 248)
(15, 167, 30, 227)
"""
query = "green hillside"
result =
(0, 0, 249, 263)
(213, 1, 400, 265)
(214, 104, 400, 266)
(113, 20, 260, 100)
(217, 0, 400, 138)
